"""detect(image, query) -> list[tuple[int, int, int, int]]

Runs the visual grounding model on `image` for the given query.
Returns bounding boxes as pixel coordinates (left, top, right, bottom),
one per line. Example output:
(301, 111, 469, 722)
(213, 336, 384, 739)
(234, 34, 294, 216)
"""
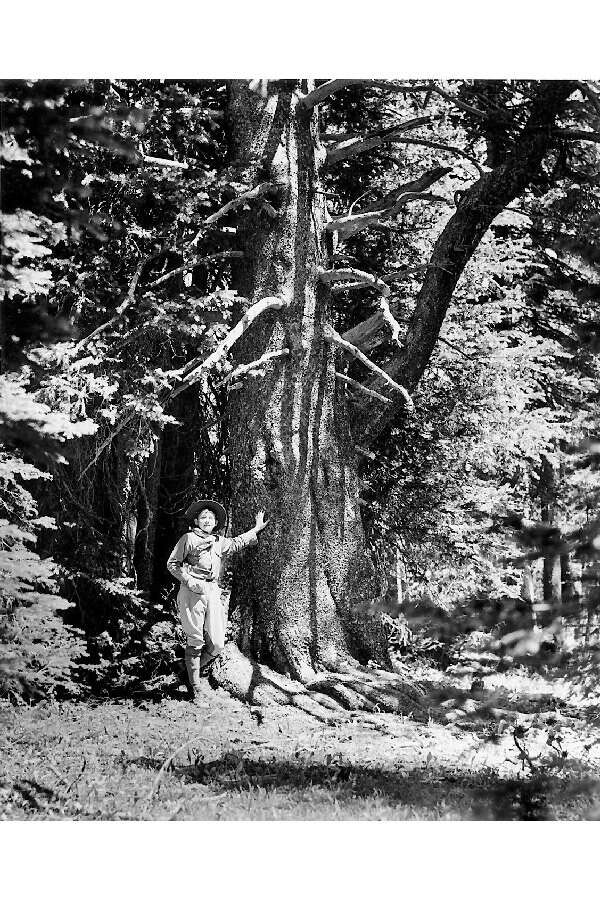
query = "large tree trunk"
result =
(225, 80, 386, 683)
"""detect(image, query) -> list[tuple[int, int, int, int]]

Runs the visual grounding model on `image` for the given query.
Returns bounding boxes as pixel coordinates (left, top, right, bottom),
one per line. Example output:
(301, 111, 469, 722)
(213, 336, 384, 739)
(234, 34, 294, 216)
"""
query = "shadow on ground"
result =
(128, 750, 600, 820)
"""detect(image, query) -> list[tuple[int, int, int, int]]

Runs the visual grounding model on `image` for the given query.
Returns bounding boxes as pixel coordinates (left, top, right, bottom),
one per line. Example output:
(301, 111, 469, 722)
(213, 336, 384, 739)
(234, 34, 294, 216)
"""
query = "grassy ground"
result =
(3, 661, 600, 820)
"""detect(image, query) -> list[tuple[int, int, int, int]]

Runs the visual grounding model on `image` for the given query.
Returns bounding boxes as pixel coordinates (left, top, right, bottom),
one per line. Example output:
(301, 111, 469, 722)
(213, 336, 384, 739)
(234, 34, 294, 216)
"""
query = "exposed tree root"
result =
(209, 644, 427, 723)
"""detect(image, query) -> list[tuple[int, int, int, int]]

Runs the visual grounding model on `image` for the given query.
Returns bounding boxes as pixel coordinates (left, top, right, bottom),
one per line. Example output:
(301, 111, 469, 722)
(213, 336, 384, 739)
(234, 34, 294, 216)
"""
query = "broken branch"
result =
(325, 329, 413, 409)
(215, 348, 290, 389)
(320, 268, 403, 345)
(378, 296, 402, 346)
(336, 372, 392, 404)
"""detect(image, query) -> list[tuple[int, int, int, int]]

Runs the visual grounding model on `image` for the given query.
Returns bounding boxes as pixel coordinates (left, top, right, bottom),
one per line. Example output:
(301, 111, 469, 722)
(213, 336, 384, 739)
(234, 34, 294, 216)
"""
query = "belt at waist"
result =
(187, 571, 216, 582)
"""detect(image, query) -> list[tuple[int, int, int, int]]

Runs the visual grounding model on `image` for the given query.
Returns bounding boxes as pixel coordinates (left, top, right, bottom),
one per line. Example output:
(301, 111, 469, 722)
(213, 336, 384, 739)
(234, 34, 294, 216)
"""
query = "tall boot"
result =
(184, 645, 203, 701)
(199, 642, 223, 674)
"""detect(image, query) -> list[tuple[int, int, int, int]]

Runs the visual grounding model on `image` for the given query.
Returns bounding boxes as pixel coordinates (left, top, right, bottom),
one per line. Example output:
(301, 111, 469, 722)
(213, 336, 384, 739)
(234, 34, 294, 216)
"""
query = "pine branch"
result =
(81, 296, 288, 468)
(204, 182, 277, 225)
(75, 251, 244, 353)
(553, 128, 600, 144)
(214, 349, 289, 389)
(326, 192, 450, 240)
(142, 155, 188, 169)
(319, 268, 391, 296)
(325, 117, 439, 166)
(383, 136, 484, 176)
(76, 256, 155, 351)
(297, 80, 429, 113)
(171, 295, 287, 396)
(335, 373, 392, 404)
(429, 83, 489, 119)
(147, 251, 244, 289)
(358, 167, 452, 214)
(437, 335, 476, 360)
(79, 416, 131, 479)
(325, 329, 413, 409)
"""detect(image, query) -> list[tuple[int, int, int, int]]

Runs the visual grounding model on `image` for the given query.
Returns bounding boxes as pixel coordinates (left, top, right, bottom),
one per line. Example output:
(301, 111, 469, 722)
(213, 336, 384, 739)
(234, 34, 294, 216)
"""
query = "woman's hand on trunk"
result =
(255, 510, 270, 533)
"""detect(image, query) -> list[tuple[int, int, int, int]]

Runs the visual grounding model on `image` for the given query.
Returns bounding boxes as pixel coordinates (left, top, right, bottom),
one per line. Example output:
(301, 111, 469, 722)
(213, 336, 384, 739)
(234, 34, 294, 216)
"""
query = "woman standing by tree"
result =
(167, 499, 270, 702)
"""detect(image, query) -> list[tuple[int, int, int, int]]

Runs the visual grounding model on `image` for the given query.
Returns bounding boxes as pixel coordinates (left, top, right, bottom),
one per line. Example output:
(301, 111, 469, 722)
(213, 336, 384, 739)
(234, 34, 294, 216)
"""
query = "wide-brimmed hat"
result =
(183, 499, 228, 531)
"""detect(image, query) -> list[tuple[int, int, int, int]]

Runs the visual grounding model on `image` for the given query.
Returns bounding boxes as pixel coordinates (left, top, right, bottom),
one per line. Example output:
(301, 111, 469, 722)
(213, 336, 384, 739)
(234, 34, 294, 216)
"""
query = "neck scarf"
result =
(190, 528, 217, 551)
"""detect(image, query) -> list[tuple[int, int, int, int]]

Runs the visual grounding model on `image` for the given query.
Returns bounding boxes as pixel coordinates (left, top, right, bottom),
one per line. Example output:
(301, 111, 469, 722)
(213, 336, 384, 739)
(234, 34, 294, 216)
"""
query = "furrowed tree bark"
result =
(224, 81, 387, 683)
(352, 80, 577, 445)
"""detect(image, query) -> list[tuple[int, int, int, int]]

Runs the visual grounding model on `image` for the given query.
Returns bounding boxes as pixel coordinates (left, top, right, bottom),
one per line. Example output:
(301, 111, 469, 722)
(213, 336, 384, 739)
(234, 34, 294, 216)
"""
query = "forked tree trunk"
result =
(225, 81, 386, 682)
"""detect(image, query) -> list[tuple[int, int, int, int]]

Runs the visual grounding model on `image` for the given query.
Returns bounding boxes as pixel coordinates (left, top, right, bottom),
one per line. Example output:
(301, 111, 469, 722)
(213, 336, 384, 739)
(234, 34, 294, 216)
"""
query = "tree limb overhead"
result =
(335, 372, 392, 404)
(384, 137, 484, 176)
(325, 329, 413, 409)
(175, 295, 287, 391)
(215, 349, 290, 389)
(553, 128, 600, 144)
(319, 268, 391, 296)
(297, 79, 429, 113)
(148, 251, 245, 289)
(357, 167, 452, 215)
(326, 192, 450, 240)
(325, 117, 440, 166)
(204, 182, 277, 226)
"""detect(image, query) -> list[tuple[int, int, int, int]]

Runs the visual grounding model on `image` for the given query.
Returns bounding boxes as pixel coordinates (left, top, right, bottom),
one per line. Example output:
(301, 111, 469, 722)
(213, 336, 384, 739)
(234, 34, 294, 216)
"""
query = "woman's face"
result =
(195, 508, 217, 532)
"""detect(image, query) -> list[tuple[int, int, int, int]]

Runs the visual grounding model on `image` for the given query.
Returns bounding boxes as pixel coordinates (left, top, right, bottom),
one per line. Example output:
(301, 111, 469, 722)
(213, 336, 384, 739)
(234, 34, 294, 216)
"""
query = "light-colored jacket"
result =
(167, 527, 258, 591)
